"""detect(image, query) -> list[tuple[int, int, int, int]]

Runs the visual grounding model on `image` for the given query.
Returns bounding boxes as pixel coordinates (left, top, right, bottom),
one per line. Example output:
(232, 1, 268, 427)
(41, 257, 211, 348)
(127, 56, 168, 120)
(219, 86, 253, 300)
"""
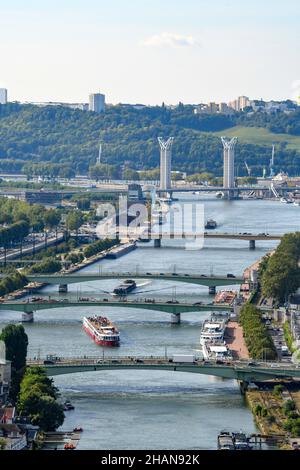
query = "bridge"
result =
(24, 272, 245, 295)
(143, 232, 283, 249)
(0, 299, 233, 323)
(27, 356, 300, 393)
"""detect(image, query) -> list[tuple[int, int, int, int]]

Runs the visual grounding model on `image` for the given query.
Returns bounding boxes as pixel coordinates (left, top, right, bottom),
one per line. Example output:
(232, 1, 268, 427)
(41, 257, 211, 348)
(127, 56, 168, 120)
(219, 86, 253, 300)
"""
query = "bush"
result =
(0, 271, 28, 297)
(83, 238, 118, 258)
(282, 400, 296, 416)
(273, 385, 284, 396)
(27, 259, 62, 274)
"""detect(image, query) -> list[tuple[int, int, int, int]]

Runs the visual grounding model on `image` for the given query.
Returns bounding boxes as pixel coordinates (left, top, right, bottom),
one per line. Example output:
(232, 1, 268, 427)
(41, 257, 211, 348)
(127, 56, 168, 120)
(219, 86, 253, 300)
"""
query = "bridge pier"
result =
(171, 313, 181, 324)
(59, 284, 68, 293)
(154, 239, 161, 248)
(21, 311, 34, 323)
(239, 380, 249, 395)
(209, 286, 216, 295)
(249, 240, 256, 250)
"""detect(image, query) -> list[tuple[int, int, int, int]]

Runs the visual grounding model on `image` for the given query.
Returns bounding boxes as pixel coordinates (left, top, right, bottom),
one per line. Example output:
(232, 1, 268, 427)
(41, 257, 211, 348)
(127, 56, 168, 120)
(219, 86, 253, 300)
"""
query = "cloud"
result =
(142, 32, 197, 48)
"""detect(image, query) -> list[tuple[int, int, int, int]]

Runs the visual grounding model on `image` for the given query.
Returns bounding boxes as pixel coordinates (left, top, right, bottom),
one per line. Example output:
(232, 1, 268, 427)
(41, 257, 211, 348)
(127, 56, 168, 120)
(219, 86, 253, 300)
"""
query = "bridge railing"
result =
(26, 356, 300, 370)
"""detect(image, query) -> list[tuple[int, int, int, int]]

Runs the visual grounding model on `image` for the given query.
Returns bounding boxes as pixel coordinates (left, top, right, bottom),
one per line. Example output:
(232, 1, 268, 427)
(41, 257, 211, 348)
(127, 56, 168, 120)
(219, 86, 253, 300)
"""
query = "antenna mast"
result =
(97, 143, 102, 165)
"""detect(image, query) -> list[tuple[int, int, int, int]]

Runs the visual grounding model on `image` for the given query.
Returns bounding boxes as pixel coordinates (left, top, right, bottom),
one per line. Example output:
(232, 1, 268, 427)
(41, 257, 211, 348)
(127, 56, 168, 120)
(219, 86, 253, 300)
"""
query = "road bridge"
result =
(23, 272, 245, 296)
(27, 356, 300, 392)
(0, 299, 233, 323)
(143, 232, 283, 249)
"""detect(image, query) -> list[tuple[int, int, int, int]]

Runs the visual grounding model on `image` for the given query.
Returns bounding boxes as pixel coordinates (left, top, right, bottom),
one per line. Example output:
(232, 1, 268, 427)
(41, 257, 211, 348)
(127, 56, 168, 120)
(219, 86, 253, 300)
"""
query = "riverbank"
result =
(246, 383, 300, 449)
(0, 240, 136, 303)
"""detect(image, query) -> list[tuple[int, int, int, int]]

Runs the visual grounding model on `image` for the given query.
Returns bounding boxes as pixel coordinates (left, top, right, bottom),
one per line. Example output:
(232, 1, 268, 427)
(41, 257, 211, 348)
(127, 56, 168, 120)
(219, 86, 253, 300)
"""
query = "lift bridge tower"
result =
(158, 137, 174, 191)
(221, 136, 238, 200)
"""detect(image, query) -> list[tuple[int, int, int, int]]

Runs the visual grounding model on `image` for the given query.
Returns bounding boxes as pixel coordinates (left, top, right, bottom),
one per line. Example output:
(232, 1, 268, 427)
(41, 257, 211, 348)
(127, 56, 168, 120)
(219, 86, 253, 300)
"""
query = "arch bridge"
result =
(0, 299, 233, 323)
(27, 356, 300, 393)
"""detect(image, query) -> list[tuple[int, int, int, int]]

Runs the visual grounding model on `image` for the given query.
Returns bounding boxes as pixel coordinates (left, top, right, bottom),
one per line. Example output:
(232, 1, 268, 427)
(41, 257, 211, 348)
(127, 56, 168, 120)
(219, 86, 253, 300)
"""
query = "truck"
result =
(172, 354, 195, 364)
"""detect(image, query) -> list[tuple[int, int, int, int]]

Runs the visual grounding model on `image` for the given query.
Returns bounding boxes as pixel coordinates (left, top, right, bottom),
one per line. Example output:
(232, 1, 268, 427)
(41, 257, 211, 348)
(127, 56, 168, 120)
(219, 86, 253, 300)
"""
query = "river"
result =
(1, 197, 299, 449)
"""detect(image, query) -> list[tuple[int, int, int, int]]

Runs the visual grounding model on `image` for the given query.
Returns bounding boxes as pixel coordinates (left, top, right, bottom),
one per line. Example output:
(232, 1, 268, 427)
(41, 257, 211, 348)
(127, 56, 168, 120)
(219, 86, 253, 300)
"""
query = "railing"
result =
(26, 356, 300, 370)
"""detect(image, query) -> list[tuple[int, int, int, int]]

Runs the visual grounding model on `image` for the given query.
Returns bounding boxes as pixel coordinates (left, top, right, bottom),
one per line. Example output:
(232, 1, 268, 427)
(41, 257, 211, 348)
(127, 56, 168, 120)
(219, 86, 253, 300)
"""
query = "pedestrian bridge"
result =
(27, 356, 300, 385)
(24, 272, 245, 288)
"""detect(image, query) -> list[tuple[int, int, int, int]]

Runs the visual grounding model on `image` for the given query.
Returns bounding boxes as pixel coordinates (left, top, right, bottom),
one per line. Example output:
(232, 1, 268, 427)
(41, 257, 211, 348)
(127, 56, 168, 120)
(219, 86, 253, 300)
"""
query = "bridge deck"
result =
(27, 357, 300, 382)
(25, 272, 245, 287)
(0, 299, 233, 314)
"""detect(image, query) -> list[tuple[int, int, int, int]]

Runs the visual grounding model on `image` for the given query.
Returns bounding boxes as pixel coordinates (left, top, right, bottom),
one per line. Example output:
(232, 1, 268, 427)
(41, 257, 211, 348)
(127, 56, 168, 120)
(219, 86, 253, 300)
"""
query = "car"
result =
(226, 273, 236, 278)
(135, 359, 144, 363)
(184, 274, 190, 277)
(193, 302, 202, 305)
(270, 364, 278, 368)
(43, 360, 55, 365)
(216, 360, 224, 365)
(172, 273, 178, 276)
(146, 272, 152, 275)
(247, 361, 257, 367)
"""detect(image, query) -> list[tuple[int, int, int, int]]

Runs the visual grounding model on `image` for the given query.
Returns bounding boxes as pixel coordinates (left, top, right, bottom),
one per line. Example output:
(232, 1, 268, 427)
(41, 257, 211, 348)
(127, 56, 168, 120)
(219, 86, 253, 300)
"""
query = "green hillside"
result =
(212, 126, 300, 152)
(0, 103, 300, 177)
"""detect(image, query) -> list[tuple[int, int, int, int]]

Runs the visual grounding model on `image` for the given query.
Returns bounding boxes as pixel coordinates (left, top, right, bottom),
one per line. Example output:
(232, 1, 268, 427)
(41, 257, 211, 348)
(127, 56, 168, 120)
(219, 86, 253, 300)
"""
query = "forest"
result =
(0, 102, 300, 177)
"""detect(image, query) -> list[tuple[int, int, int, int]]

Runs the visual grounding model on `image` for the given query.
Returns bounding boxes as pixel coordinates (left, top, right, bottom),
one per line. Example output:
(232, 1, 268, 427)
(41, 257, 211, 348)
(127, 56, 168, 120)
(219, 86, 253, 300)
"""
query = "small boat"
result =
(63, 400, 75, 411)
(205, 219, 217, 229)
(64, 443, 76, 450)
(73, 427, 83, 433)
(293, 201, 300, 206)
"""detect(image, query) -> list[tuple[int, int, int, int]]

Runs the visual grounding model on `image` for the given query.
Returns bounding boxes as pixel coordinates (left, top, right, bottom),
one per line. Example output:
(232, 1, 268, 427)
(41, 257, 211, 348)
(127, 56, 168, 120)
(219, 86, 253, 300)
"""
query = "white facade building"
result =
(0, 88, 7, 104)
(89, 93, 106, 113)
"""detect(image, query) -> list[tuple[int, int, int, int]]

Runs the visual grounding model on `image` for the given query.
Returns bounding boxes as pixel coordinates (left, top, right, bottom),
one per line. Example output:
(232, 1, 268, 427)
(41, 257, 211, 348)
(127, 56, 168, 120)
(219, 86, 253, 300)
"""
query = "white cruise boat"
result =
(200, 316, 227, 346)
(202, 341, 233, 362)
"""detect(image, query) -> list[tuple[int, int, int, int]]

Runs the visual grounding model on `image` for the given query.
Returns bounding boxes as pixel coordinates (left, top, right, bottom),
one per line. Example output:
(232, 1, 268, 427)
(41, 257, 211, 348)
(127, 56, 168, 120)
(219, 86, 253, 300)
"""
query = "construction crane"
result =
(269, 145, 275, 178)
(244, 161, 251, 176)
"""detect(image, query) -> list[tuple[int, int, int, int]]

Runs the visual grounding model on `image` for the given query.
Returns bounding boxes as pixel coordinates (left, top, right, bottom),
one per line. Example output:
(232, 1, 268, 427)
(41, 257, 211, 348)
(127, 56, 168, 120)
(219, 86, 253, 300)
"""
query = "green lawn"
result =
(210, 126, 300, 152)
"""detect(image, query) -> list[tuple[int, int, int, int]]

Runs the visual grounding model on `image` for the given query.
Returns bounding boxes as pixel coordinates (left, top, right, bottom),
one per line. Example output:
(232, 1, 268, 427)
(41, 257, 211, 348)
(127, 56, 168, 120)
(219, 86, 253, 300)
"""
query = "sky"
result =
(0, 0, 300, 105)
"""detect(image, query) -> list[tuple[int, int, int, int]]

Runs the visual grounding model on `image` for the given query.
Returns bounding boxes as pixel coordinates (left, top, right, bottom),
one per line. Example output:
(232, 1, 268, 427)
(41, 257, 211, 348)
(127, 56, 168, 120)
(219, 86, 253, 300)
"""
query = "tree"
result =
(43, 209, 61, 231)
(0, 324, 28, 371)
(66, 210, 83, 235)
(18, 367, 64, 431)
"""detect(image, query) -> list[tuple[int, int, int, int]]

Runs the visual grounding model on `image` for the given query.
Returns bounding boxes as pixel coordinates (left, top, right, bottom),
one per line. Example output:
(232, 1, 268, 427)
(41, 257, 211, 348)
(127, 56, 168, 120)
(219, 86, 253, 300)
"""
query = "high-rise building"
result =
(0, 88, 7, 105)
(158, 137, 174, 190)
(221, 137, 237, 198)
(228, 96, 250, 112)
(89, 93, 105, 113)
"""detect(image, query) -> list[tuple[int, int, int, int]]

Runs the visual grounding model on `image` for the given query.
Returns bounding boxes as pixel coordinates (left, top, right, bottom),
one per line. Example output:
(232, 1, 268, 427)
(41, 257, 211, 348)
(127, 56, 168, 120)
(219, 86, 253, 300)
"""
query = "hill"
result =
(0, 103, 300, 177)
(212, 126, 300, 153)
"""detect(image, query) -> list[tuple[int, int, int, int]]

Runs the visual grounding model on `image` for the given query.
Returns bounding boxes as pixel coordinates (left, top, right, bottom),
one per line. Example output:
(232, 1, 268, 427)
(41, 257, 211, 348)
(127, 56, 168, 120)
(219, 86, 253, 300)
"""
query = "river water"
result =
(1, 197, 299, 449)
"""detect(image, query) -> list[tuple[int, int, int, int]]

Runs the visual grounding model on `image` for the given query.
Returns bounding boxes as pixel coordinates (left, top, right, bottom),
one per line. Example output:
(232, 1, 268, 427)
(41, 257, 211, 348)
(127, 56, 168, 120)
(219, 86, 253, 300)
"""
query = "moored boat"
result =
(83, 315, 120, 346)
(200, 315, 227, 346)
